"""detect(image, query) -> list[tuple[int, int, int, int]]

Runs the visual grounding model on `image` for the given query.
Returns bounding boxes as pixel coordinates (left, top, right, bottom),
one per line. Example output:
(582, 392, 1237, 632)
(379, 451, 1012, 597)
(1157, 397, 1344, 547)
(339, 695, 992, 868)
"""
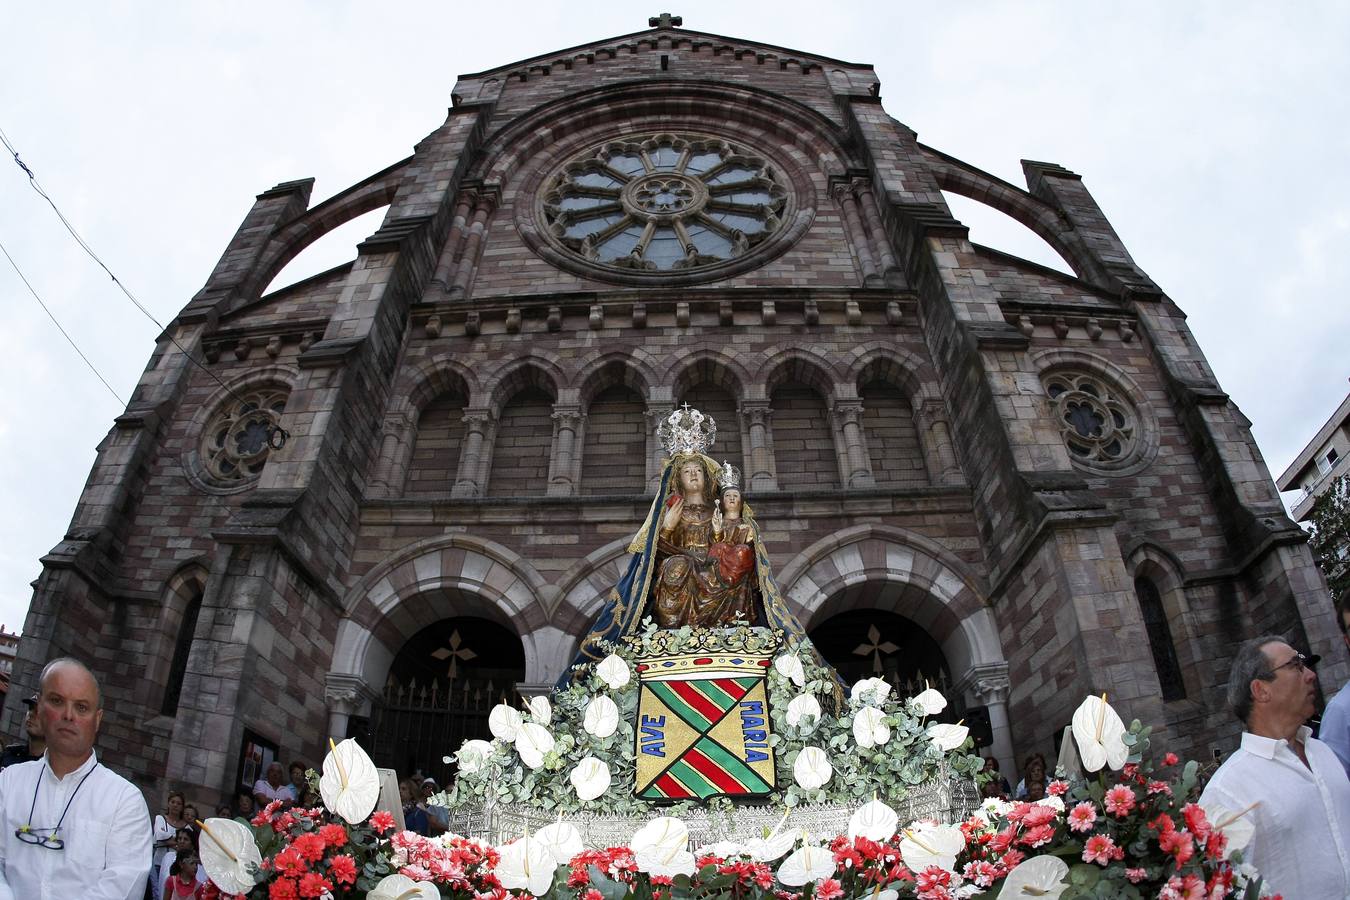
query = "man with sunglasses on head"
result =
(0, 657, 151, 899)
(1200, 636, 1350, 899)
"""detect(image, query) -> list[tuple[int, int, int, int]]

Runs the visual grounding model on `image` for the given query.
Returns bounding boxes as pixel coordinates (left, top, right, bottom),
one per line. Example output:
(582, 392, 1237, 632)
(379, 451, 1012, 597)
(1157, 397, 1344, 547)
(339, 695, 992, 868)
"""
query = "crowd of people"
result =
(0, 608, 1349, 899)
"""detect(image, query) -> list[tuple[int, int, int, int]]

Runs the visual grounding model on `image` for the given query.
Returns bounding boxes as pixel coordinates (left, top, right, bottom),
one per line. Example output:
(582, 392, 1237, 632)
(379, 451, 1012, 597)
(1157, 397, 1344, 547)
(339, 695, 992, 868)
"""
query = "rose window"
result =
(542, 133, 788, 272)
(1043, 372, 1138, 466)
(200, 387, 288, 485)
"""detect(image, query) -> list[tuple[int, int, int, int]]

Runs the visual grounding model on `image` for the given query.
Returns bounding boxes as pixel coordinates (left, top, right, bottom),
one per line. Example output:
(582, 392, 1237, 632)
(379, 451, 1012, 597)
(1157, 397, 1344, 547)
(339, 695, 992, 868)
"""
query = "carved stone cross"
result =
(431, 629, 477, 680)
(648, 12, 682, 28)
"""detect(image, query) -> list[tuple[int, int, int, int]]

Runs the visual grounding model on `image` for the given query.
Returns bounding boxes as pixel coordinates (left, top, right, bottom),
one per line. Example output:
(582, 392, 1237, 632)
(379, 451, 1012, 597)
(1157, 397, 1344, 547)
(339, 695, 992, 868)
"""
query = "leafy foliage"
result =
(1307, 471, 1350, 602)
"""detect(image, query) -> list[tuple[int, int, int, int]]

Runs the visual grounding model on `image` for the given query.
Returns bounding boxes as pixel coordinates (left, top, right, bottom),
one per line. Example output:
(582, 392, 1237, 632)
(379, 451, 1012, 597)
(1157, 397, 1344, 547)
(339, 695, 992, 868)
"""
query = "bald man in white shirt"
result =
(0, 658, 152, 900)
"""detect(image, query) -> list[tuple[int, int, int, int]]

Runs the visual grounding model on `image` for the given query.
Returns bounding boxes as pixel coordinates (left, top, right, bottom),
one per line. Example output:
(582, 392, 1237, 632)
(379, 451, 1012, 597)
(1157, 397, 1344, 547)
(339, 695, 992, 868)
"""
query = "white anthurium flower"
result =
(1199, 801, 1257, 856)
(849, 677, 892, 705)
(927, 723, 970, 752)
(631, 816, 689, 858)
(746, 831, 796, 862)
(848, 798, 899, 842)
(583, 695, 620, 738)
(515, 722, 556, 770)
(526, 695, 552, 725)
(1071, 694, 1128, 773)
(1036, 794, 1065, 813)
(455, 739, 495, 776)
(777, 843, 835, 887)
(535, 821, 584, 865)
(596, 654, 631, 689)
(792, 746, 832, 790)
(998, 854, 1070, 899)
(874, 892, 898, 900)
(898, 822, 964, 874)
(909, 687, 947, 717)
(318, 738, 381, 825)
(495, 836, 556, 897)
(634, 846, 697, 879)
(196, 817, 263, 895)
(852, 706, 891, 749)
(697, 840, 752, 858)
(489, 703, 523, 742)
(773, 654, 806, 687)
(569, 756, 612, 801)
(785, 694, 821, 727)
(368, 873, 440, 900)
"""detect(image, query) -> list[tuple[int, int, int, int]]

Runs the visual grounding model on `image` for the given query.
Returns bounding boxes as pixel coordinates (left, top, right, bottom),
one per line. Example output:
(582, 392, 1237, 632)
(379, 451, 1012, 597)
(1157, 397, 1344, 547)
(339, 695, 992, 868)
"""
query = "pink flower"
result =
(1125, 867, 1147, 883)
(1162, 752, 1179, 766)
(1020, 824, 1055, 848)
(1158, 828, 1195, 868)
(1147, 780, 1173, 797)
(369, 810, 396, 834)
(1067, 801, 1098, 833)
(1082, 834, 1118, 866)
(815, 878, 844, 900)
(1103, 785, 1136, 817)
(1046, 779, 1069, 797)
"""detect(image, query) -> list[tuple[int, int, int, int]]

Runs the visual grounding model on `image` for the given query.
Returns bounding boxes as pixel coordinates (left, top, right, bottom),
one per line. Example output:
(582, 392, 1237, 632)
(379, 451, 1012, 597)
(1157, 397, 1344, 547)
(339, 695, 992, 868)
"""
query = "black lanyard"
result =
(20, 761, 99, 842)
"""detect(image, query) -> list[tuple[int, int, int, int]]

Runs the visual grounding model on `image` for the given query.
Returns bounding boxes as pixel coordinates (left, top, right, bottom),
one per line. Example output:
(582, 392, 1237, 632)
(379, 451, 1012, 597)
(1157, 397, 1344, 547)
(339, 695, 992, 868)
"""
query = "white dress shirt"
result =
(1200, 727, 1350, 899)
(1320, 687, 1350, 778)
(0, 751, 152, 900)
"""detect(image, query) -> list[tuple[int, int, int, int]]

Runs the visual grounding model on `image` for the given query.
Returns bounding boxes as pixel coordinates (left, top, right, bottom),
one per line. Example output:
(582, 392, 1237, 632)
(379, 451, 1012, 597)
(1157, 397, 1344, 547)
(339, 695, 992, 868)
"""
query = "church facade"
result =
(7, 18, 1341, 801)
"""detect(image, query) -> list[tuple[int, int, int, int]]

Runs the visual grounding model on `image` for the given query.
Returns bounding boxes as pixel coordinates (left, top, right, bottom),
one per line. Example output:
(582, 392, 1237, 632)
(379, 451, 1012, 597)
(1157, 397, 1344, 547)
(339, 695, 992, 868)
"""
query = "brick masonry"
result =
(4, 21, 1341, 809)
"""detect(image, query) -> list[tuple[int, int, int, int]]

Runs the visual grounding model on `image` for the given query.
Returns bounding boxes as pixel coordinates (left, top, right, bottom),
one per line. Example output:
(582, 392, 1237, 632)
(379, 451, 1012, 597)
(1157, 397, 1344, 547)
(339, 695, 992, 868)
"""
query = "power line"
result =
(0, 239, 126, 405)
(0, 124, 289, 447)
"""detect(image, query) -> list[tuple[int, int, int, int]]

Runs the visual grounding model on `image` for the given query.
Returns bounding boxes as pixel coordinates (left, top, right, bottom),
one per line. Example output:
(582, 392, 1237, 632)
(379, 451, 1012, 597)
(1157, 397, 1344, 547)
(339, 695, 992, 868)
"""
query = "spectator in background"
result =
(163, 852, 206, 899)
(1024, 779, 1047, 802)
(0, 694, 45, 770)
(1199, 635, 1350, 897)
(215, 803, 233, 819)
(182, 803, 199, 826)
(253, 761, 294, 807)
(151, 790, 189, 900)
(1318, 599, 1350, 777)
(399, 778, 430, 836)
(980, 757, 1011, 798)
(422, 777, 449, 835)
(157, 826, 198, 896)
(234, 791, 255, 824)
(288, 760, 308, 806)
(1014, 753, 1046, 800)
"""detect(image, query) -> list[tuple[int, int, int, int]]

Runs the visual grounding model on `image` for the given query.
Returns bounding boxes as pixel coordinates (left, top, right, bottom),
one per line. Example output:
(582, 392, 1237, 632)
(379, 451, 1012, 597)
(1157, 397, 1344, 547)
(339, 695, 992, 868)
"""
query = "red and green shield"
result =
(634, 652, 777, 801)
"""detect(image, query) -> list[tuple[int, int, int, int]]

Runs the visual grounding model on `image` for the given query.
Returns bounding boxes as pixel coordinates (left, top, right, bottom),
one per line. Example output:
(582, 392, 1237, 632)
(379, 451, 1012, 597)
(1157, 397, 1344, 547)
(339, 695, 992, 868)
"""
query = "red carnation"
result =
(297, 871, 333, 898)
(318, 823, 348, 849)
(327, 853, 358, 887)
(268, 879, 299, 900)
(292, 832, 326, 864)
(370, 810, 397, 834)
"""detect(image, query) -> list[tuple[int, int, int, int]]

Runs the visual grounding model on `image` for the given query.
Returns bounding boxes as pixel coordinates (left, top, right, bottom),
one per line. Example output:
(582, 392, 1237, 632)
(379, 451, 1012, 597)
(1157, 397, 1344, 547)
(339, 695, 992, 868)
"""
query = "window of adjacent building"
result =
(1134, 576, 1186, 702)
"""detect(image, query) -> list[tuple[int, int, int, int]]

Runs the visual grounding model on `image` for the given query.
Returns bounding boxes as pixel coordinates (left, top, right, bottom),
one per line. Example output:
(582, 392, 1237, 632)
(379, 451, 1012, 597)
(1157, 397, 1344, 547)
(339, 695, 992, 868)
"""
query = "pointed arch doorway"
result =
(358, 616, 525, 784)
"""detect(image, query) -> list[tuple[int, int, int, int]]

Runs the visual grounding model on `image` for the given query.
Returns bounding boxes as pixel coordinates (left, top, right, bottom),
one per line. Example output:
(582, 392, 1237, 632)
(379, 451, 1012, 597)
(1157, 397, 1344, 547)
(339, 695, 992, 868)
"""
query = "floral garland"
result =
(445, 624, 985, 816)
(196, 706, 1277, 899)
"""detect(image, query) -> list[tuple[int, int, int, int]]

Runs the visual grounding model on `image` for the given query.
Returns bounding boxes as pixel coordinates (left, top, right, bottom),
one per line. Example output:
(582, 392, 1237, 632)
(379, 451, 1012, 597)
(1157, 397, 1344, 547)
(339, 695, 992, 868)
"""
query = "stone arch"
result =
(1029, 347, 1160, 477)
(386, 359, 480, 496)
(851, 348, 933, 487)
(484, 356, 564, 412)
(921, 149, 1099, 285)
(240, 162, 406, 306)
(761, 351, 843, 490)
(329, 536, 565, 708)
(666, 348, 751, 402)
(758, 349, 846, 399)
(776, 526, 998, 682)
(847, 345, 934, 402)
(551, 537, 637, 641)
(576, 352, 657, 408)
(403, 357, 482, 418)
(577, 358, 650, 496)
(140, 561, 209, 716)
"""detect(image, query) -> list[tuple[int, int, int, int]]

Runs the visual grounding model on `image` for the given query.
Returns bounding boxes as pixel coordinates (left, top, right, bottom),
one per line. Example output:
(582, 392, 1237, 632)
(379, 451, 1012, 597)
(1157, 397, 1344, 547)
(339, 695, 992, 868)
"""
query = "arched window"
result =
(487, 387, 553, 496)
(860, 379, 925, 486)
(161, 592, 202, 716)
(771, 381, 839, 489)
(406, 391, 468, 495)
(1135, 576, 1186, 702)
(581, 385, 647, 494)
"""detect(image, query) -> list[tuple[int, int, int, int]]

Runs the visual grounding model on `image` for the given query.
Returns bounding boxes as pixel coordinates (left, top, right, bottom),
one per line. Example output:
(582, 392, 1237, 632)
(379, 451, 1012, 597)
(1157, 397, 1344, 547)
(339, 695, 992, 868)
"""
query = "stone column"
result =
(431, 194, 475, 291)
(738, 400, 777, 492)
(914, 398, 964, 486)
(957, 664, 1015, 783)
(449, 193, 497, 298)
(547, 405, 584, 497)
(646, 405, 674, 489)
(370, 410, 416, 497)
(854, 179, 899, 281)
(831, 400, 874, 488)
(325, 673, 377, 743)
(832, 183, 879, 284)
(452, 409, 494, 497)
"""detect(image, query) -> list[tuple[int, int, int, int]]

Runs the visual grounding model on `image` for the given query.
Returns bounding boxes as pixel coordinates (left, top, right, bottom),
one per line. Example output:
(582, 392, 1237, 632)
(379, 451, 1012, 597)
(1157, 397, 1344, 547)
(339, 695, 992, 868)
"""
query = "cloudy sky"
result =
(1, 2, 1346, 633)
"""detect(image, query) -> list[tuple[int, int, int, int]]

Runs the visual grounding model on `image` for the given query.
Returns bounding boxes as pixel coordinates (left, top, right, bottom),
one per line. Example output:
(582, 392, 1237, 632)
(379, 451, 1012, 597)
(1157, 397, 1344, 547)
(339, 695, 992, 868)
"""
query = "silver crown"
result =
(719, 461, 742, 492)
(658, 404, 717, 457)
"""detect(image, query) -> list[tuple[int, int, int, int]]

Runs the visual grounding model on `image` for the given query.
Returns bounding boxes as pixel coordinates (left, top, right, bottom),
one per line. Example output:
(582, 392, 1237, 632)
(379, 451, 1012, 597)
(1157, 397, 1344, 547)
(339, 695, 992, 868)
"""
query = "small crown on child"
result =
(719, 462, 742, 492)
(658, 404, 717, 456)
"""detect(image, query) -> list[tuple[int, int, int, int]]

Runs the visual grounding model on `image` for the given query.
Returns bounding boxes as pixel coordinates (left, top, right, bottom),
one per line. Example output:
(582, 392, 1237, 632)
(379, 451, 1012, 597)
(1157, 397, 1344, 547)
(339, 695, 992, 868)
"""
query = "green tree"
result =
(1307, 471, 1350, 602)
